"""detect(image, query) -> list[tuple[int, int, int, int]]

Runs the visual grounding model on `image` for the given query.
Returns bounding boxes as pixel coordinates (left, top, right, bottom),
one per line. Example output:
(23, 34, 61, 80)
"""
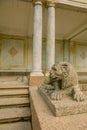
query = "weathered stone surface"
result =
(39, 87, 87, 116)
(0, 121, 31, 130)
(30, 87, 87, 130)
(40, 62, 85, 102)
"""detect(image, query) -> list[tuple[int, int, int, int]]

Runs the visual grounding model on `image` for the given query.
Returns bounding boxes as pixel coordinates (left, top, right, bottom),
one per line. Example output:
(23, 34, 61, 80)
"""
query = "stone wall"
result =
(0, 34, 87, 74)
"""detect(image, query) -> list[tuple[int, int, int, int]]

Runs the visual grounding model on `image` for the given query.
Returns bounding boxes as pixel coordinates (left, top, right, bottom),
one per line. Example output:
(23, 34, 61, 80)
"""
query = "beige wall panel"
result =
(70, 42, 87, 72)
(1, 39, 24, 66)
(0, 35, 28, 72)
(55, 40, 63, 63)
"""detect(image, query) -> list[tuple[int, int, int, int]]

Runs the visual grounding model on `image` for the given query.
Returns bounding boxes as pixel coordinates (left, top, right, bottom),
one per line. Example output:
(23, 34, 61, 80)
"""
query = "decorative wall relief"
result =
(1, 39, 24, 66)
(0, 36, 28, 71)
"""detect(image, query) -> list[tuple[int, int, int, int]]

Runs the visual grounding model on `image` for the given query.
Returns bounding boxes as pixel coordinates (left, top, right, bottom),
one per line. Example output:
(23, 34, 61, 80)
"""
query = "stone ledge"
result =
(30, 87, 87, 130)
(39, 88, 87, 116)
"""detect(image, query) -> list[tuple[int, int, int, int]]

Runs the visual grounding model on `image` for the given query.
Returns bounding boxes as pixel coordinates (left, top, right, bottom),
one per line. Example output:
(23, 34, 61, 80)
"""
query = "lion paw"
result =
(74, 91, 86, 102)
(51, 91, 62, 100)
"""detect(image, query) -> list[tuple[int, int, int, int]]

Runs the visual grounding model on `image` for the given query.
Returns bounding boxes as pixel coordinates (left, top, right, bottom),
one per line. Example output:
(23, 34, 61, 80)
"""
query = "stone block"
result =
(29, 76, 44, 86)
(30, 87, 87, 130)
(39, 88, 87, 116)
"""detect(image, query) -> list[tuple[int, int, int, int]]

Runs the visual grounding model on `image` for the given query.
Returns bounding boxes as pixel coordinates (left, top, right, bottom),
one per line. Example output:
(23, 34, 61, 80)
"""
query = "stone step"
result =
(0, 76, 28, 85)
(0, 81, 28, 85)
(0, 78, 31, 129)
(0, 97, 29, 107)
(0, 107, 31, 122)
(0, 89, 29, 96)
(0, 95, 29, 98)
(0, 121, 31, 130)
(0, 76, 18, 81)
(0, 84, 29, 89)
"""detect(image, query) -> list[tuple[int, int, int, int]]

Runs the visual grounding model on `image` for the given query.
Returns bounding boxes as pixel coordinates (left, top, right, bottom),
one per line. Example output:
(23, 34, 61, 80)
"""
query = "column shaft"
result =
(46, 6, 55, 71)
(31, 2, 43, 76)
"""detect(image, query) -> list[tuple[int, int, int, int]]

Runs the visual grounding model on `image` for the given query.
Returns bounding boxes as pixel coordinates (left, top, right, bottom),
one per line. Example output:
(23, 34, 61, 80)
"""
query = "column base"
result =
(30, 71, 44, 76)
(29, 71, 44, 86)
(29, 76, 44, 86)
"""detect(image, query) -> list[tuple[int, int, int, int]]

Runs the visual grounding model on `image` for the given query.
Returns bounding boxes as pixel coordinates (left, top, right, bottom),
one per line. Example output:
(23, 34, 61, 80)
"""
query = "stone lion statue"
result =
(40, 62, 85, 102)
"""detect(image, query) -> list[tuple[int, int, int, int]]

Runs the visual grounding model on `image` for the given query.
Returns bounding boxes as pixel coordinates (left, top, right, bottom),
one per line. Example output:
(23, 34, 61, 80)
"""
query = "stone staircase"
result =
(0, 76, 32, 130)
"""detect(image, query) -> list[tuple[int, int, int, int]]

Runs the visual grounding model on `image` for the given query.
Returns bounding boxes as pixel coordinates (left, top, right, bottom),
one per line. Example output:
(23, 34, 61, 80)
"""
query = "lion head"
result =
(50, 62, 70, 80)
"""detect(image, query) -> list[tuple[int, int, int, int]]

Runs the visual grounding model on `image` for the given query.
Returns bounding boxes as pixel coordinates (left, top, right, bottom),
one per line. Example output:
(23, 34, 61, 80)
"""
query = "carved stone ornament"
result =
(38, 62, 87, 116)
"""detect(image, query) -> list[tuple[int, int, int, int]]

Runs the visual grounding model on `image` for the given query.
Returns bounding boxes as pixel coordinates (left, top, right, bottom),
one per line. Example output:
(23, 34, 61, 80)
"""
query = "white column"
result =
(46, 1, 56, 72)
(30, 0, 43, 76)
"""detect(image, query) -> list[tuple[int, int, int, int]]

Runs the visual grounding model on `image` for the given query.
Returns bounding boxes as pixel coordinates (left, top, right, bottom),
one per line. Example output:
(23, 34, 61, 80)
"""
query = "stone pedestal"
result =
(30, 87, 87, 130)
(39, 87, 87, 116)
(29, 76, 44, 86)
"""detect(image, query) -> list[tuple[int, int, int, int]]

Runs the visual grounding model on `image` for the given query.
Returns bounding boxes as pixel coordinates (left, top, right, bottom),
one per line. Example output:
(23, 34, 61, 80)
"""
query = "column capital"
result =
(33, 0, 44, 5)
(46, 0, 57, 7)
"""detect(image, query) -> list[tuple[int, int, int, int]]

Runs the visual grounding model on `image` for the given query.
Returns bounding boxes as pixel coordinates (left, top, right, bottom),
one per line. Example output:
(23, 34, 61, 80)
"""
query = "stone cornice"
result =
(45, 0, 58, 7)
